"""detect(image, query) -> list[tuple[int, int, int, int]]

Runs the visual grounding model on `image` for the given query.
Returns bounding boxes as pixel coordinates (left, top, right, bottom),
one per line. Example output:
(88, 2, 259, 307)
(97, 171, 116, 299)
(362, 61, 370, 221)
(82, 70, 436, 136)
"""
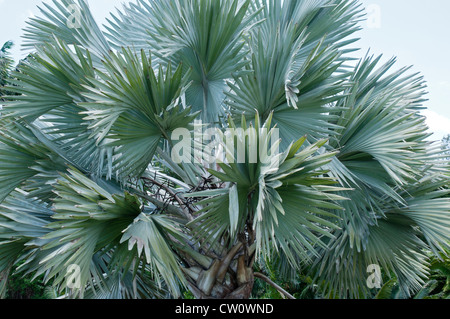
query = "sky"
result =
(0, 0, 449, 141)
(355, 0, 450, 141)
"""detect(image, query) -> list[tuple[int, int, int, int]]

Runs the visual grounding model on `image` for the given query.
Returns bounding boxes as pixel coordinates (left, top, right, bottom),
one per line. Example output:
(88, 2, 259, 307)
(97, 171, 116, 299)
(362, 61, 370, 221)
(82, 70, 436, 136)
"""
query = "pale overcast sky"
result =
(0, 0, 449, 141)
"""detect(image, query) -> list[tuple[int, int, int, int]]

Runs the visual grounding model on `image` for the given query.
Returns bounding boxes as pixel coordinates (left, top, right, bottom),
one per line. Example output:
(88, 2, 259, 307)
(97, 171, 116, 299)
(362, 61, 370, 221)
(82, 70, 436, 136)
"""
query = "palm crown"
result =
(0, 0, 449, 299)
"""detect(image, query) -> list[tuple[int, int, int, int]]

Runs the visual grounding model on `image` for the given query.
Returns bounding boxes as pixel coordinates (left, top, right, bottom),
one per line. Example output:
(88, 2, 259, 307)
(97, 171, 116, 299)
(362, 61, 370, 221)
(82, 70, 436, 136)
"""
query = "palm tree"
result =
(0, 0, 449, 299)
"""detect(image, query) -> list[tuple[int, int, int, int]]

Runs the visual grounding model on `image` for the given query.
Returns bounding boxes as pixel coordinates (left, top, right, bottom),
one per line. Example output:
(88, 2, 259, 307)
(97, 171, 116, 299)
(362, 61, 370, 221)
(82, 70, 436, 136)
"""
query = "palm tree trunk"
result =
(182, 242, 256, 299)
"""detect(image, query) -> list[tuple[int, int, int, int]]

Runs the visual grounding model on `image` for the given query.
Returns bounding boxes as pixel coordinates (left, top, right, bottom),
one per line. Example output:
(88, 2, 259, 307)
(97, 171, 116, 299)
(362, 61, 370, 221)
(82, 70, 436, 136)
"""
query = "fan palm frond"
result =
(187, 114, 347, 270)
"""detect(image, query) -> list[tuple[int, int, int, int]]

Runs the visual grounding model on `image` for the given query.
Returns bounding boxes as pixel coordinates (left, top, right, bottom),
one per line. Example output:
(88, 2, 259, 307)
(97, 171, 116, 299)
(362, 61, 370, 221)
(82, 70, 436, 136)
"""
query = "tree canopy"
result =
(0, 0, 449, 299)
